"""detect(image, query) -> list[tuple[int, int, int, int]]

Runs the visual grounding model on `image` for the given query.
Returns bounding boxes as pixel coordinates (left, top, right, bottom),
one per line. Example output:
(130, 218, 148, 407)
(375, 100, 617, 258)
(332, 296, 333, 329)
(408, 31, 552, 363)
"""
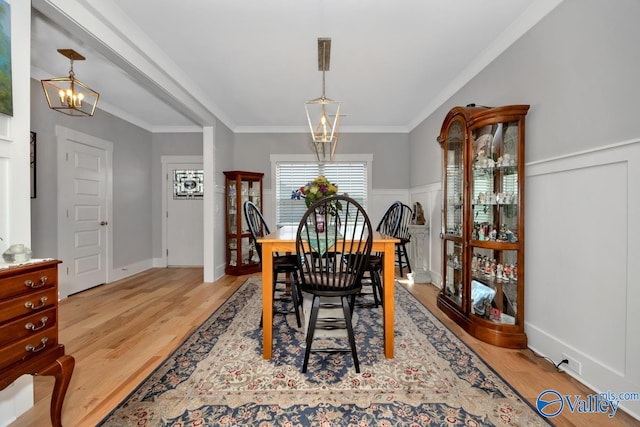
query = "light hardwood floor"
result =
(8, 268, 638, 427)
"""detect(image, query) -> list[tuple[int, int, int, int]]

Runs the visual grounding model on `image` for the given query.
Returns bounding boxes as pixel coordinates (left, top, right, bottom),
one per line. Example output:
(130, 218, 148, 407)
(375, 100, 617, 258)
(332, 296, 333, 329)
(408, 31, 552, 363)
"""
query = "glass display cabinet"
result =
(437, 104, 529, 348)
(224, 171, 264, 275)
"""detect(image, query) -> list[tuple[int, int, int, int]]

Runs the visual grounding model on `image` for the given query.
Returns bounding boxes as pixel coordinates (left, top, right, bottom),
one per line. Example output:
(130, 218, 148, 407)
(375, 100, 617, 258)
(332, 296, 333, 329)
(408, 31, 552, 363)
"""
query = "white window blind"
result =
(275, 161, 368, 226)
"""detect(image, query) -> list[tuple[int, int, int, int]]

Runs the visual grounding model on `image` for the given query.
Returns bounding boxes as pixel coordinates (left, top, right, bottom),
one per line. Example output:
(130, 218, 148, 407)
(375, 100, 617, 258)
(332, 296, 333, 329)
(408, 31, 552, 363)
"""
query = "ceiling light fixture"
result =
(41, 49, 100, 117)
(305, 38, 340, 162)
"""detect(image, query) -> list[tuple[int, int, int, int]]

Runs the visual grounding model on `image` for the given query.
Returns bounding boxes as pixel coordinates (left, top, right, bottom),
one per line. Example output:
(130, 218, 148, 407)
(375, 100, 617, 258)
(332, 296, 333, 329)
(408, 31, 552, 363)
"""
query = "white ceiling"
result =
(30, 0, 562, 133)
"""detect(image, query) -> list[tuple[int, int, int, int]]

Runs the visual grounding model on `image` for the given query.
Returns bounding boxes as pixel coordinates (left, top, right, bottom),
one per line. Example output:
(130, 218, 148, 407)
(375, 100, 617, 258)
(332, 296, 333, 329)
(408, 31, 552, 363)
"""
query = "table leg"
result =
(382, 241, 395, 358)
(39, 354, 75, 427)
(262, 243, 274, 359)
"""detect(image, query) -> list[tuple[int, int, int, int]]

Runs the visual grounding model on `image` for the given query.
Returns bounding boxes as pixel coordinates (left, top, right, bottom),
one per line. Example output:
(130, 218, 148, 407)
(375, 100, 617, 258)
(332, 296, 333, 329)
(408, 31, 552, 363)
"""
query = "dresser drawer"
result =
(0, 266, 57, 300)
(0, 288, 58, 324)
(0, 329, 59, 371)
(0, 307, 57, 347)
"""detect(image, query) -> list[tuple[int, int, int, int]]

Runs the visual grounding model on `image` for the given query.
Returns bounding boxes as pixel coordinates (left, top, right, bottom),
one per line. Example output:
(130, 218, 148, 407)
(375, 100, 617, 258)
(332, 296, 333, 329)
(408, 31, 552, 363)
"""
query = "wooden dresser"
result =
(0, 259, 74, 427)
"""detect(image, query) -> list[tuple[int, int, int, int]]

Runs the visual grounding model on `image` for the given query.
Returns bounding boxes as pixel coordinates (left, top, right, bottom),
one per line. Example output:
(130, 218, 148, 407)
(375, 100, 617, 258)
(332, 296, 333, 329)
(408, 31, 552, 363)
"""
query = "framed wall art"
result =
(0, 0, 12, 117)
(30, 131, 36, 198)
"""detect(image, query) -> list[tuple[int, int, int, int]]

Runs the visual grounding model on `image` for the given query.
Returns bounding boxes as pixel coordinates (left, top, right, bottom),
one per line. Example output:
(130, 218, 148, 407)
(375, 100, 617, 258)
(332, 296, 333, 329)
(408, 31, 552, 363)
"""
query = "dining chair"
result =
(365, 201, 403, 306)
(395, 203, 413, 277)
(295, 195, 373, 373)
(343, 200, 402, 307)
(243, 200, 302, 328)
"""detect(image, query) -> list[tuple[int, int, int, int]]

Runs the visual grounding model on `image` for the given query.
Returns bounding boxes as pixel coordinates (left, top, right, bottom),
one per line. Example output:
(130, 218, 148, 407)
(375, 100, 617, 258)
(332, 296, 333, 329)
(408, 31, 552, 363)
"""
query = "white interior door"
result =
(58, 128, 111, 296)
(167, 163, 204, 266)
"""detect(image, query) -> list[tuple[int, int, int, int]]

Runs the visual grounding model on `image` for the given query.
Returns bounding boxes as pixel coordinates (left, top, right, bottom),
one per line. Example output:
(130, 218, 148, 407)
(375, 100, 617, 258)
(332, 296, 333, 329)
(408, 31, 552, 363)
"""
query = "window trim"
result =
(270, 154, 373, 226)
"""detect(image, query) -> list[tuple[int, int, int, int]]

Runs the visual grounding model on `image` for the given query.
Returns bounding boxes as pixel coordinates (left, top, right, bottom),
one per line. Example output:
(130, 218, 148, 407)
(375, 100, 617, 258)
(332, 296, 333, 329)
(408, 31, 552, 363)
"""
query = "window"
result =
(272, 154, 371, 227)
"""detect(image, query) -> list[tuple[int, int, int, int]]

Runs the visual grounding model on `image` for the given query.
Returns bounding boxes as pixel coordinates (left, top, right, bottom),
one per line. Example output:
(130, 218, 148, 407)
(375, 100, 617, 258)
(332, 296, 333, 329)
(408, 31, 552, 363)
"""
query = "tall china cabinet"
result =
(437, 104, 529, 348)
(224, 171, 264, 275)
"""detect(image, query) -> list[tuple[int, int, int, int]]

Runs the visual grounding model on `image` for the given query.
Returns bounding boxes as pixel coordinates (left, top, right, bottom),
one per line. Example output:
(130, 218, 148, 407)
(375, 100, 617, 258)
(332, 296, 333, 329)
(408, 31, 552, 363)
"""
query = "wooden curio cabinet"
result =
(224, 171, 264, 275)
(437, 104, 529, 348)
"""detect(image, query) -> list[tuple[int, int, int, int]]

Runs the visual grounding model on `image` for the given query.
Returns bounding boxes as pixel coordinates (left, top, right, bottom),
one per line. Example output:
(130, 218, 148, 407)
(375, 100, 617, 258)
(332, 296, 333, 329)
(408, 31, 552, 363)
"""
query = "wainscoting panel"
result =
(525, 139, 640, 419)
(527, 161, 627, 368)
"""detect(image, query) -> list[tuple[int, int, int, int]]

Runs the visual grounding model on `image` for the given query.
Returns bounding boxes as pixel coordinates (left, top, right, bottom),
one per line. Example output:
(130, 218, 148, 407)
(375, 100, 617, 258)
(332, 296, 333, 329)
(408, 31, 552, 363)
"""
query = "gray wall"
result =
(30, 78, 153, 269)
(233, 132, 410, 189)
(408, 0, 640, 417)
(215, 119, 235, 183)
(30, 79, 212, 270)
(410, 0, 640, 187)
(150, 132, 203, 261)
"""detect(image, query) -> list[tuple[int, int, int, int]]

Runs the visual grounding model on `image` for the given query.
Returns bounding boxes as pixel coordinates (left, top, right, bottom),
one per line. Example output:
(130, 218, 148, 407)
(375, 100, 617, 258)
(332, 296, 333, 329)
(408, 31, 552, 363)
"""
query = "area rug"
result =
(98, 277, 550, 426)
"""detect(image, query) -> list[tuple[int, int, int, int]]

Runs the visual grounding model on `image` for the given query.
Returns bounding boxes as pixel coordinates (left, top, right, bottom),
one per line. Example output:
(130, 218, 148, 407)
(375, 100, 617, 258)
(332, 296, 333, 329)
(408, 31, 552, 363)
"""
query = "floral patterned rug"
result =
(98, 277, 550, 426)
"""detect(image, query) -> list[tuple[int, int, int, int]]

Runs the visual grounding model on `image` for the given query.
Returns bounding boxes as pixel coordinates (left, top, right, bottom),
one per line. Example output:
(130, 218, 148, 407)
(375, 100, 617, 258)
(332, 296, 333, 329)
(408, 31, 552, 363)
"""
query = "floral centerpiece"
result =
(291, 175, 339, 208)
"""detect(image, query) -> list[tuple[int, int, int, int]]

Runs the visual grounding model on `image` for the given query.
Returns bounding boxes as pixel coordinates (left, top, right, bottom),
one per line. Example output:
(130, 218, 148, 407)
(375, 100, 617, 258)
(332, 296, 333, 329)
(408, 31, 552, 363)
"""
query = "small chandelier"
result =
(305, 38, 340, 162)
(41, 49, 100, 117)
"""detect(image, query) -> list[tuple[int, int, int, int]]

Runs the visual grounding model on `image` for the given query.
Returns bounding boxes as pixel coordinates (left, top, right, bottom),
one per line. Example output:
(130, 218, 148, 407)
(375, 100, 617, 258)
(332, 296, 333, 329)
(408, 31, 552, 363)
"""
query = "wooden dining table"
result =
(257, 225, 399, 359)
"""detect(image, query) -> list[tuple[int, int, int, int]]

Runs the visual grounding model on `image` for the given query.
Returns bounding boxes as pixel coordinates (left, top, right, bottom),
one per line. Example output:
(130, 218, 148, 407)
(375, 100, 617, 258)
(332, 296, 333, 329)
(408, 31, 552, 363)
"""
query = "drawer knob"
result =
(24, 276, 48, 289)
(25, 296, 48, 310)
(25, 316, 49, 331)
(25, 337, 48, 353)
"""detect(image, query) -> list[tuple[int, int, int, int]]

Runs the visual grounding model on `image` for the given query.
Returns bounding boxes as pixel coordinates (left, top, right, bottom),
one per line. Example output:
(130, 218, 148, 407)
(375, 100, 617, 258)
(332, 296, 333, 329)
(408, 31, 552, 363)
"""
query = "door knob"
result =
(100, 221, 108, 226)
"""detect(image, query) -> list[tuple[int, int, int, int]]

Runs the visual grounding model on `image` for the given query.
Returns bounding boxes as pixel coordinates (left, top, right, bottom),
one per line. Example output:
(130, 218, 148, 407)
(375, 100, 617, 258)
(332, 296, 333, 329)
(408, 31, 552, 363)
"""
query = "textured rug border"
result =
(98, 277, 553, 426)
(97, 277, 256, 425)
(397, 282, 553, 426)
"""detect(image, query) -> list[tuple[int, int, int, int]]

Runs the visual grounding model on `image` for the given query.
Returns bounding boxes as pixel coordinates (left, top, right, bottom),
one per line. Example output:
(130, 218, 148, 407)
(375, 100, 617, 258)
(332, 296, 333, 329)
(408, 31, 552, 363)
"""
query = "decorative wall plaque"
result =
(173, 169, 204, 199)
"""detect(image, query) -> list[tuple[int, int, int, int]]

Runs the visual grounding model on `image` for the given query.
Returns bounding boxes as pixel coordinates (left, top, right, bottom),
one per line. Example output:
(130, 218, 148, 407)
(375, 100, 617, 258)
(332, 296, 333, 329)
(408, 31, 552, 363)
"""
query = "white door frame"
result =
(161, 155, 204, 267)
(56, 125, 113, 298)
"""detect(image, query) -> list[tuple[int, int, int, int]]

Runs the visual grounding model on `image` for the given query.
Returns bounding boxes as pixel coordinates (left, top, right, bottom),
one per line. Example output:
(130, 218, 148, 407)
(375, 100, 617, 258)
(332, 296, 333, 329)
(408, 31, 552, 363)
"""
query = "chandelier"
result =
(41, 49, 100, 117)
(305, 38, 340, 162)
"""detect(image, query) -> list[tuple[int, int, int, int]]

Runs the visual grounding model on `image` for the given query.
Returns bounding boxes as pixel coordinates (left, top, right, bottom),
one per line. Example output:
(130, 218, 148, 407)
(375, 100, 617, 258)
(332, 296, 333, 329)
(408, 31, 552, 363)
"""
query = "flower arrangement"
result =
(291, 175, 339, 208)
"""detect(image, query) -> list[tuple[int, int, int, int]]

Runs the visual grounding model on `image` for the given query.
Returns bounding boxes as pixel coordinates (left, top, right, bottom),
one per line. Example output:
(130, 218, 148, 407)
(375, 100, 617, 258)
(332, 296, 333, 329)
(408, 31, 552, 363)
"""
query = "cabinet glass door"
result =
(227, 179, 237, 231)
(442, 118, 465, 309)
(470, 121, 520, 243)
(444, 240, 464, 308)
(469, 119, 521, 325)
(470, 248, 518, 325)
(444, 120, 464, 237)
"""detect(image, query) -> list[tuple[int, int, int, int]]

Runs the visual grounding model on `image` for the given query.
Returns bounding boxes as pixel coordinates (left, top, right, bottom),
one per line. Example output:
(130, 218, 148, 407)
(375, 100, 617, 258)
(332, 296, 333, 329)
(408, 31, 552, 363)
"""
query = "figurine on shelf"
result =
(477, 192, 486, 204)
(497, 224, 505, 241)
(475, 150, 489, 168)
(484, 299, 492, 318)
(488, 228, 497, 241)
(504, 263, 512, 278)
(412, 202, 426, 225)
(506, 229, 514, 242)
(496, 263, 504, 280)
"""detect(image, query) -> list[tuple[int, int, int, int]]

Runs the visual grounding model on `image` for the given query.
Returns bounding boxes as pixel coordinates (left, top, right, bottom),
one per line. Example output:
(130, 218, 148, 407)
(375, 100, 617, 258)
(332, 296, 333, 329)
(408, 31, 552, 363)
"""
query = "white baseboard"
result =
(0, 376, 33, 427)
(526, 323, 640, 421)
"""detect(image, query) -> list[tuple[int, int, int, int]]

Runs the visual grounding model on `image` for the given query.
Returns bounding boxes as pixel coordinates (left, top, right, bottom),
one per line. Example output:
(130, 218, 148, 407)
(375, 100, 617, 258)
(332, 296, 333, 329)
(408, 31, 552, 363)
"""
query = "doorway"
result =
(56, 126, 113, 297)
(162, 156, 204, 266)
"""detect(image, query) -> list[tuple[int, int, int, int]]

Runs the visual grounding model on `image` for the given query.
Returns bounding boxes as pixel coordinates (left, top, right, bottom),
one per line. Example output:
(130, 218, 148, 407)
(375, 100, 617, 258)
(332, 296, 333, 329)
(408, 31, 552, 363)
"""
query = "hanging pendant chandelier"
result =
(305, 38, 340, 162)
(41, 49, 100, 117)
